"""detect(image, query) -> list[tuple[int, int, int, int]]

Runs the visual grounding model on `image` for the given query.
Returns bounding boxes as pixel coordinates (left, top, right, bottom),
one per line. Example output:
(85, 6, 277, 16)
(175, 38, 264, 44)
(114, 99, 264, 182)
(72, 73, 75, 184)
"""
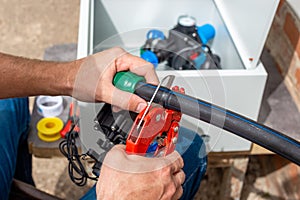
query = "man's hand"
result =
(96, 145, 185, 200)
(71, 47, 159, 112)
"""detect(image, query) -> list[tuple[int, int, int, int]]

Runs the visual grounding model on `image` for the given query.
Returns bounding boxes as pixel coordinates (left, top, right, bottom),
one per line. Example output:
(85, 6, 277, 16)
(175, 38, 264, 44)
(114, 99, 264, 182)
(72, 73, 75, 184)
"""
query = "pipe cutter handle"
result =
(126, 105, 181, 156)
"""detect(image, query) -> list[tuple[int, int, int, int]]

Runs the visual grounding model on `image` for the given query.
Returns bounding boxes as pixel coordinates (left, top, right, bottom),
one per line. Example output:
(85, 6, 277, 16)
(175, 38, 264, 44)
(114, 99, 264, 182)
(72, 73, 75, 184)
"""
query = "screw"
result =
(111, 126, 116, 131)
(156, 114, 161, 122)
(173, 126, 179, 133)
(172, 137, 178, 144)
(94, 125, 99, 131)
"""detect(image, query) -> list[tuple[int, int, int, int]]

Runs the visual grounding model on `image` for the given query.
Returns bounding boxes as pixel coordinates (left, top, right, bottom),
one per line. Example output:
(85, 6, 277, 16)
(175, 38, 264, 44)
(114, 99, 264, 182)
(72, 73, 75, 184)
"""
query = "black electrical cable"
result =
(134, 82, 300, 166)
(59, 122, 98, 186)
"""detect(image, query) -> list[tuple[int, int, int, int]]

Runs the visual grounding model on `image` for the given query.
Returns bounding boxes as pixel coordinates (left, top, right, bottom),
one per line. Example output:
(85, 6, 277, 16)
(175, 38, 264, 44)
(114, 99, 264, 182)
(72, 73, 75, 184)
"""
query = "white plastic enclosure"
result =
(77, 0, 279, 153)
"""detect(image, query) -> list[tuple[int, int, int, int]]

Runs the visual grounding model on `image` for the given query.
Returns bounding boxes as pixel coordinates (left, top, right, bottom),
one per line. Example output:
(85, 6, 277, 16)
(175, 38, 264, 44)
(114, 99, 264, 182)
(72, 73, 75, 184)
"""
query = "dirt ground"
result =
(0, 0, 83, 198)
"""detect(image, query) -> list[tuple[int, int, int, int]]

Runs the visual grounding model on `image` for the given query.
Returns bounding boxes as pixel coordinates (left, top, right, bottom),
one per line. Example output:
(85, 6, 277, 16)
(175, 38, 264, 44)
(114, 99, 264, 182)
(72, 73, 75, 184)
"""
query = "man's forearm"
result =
(0, 47, 157, 112)
(0, 52, 81, 98)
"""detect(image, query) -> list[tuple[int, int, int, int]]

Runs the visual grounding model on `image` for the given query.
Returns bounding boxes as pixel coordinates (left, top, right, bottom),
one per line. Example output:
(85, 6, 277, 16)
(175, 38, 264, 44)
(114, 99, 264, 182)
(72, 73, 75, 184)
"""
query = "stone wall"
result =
(265, 0, 300, 110)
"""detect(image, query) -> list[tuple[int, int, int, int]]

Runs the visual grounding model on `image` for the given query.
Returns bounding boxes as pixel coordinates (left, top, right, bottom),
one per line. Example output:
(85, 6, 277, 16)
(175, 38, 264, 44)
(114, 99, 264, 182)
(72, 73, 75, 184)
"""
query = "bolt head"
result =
(173, 126, 179, 133)
(156, 114, 161, 122)
(172, 137, 178, 144)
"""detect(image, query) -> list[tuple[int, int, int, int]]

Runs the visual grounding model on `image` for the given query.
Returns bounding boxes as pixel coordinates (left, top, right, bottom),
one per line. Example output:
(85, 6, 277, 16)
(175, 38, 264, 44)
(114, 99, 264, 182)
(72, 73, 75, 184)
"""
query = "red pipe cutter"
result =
(126, 86, 185, 156)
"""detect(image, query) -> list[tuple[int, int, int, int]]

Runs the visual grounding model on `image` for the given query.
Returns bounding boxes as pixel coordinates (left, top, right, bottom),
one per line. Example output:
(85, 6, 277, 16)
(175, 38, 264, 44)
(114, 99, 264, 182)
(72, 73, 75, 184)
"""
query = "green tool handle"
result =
(113, 71, 145, 93)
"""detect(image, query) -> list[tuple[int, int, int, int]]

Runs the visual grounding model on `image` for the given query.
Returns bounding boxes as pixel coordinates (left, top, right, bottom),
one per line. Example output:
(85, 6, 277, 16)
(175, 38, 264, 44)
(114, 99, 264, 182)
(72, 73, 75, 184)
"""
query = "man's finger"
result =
(130, 64, 159, 85)
(109, 87, 147, 113)
(115, 53, 159, 85)
(112, 105, 122, 112)
(165, 151, 184, 174)
(172, 186, 183, 200)
(173, 170, 186, 187)
(113, 144, 127, 151)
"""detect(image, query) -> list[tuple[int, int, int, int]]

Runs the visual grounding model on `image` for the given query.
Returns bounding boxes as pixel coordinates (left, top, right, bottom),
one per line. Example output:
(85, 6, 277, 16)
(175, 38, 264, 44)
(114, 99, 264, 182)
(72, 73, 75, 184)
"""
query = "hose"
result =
(134, 81, 300, 166)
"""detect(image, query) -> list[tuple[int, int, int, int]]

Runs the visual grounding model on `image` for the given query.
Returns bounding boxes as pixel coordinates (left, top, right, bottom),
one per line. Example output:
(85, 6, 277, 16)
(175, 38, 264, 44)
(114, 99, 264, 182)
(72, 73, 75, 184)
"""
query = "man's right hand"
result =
(96, 145, 185, 200)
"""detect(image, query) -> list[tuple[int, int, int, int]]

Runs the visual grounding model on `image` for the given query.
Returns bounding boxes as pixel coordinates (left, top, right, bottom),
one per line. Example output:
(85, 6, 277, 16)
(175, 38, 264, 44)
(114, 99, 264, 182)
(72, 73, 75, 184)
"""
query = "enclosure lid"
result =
(214, 0, 279, 68)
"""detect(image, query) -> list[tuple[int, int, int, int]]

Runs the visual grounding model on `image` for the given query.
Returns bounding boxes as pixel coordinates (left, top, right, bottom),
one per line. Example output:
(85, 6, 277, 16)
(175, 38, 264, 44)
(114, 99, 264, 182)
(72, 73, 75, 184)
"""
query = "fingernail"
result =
(136, 102, 147, 113)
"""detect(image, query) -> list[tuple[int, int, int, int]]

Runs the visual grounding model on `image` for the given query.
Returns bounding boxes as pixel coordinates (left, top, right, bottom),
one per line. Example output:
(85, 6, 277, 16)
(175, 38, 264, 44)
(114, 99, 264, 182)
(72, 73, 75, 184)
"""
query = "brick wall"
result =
(266, 0, 300, 110)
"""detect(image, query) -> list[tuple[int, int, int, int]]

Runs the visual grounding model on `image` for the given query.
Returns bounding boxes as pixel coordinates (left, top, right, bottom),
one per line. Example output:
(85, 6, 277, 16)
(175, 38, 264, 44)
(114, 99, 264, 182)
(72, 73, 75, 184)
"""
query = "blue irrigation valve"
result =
(141, 50, 159, 68)
(146, 29, 165, 40)
(197, 24, 216, 45)
(141, 16, 221, 70)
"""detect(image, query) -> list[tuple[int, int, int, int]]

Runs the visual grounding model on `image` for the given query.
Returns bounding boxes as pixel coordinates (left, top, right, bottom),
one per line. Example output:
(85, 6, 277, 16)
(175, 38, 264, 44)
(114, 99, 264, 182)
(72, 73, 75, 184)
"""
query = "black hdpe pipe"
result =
(133, 81, 300, 166)
(113, 72, 300, 165)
